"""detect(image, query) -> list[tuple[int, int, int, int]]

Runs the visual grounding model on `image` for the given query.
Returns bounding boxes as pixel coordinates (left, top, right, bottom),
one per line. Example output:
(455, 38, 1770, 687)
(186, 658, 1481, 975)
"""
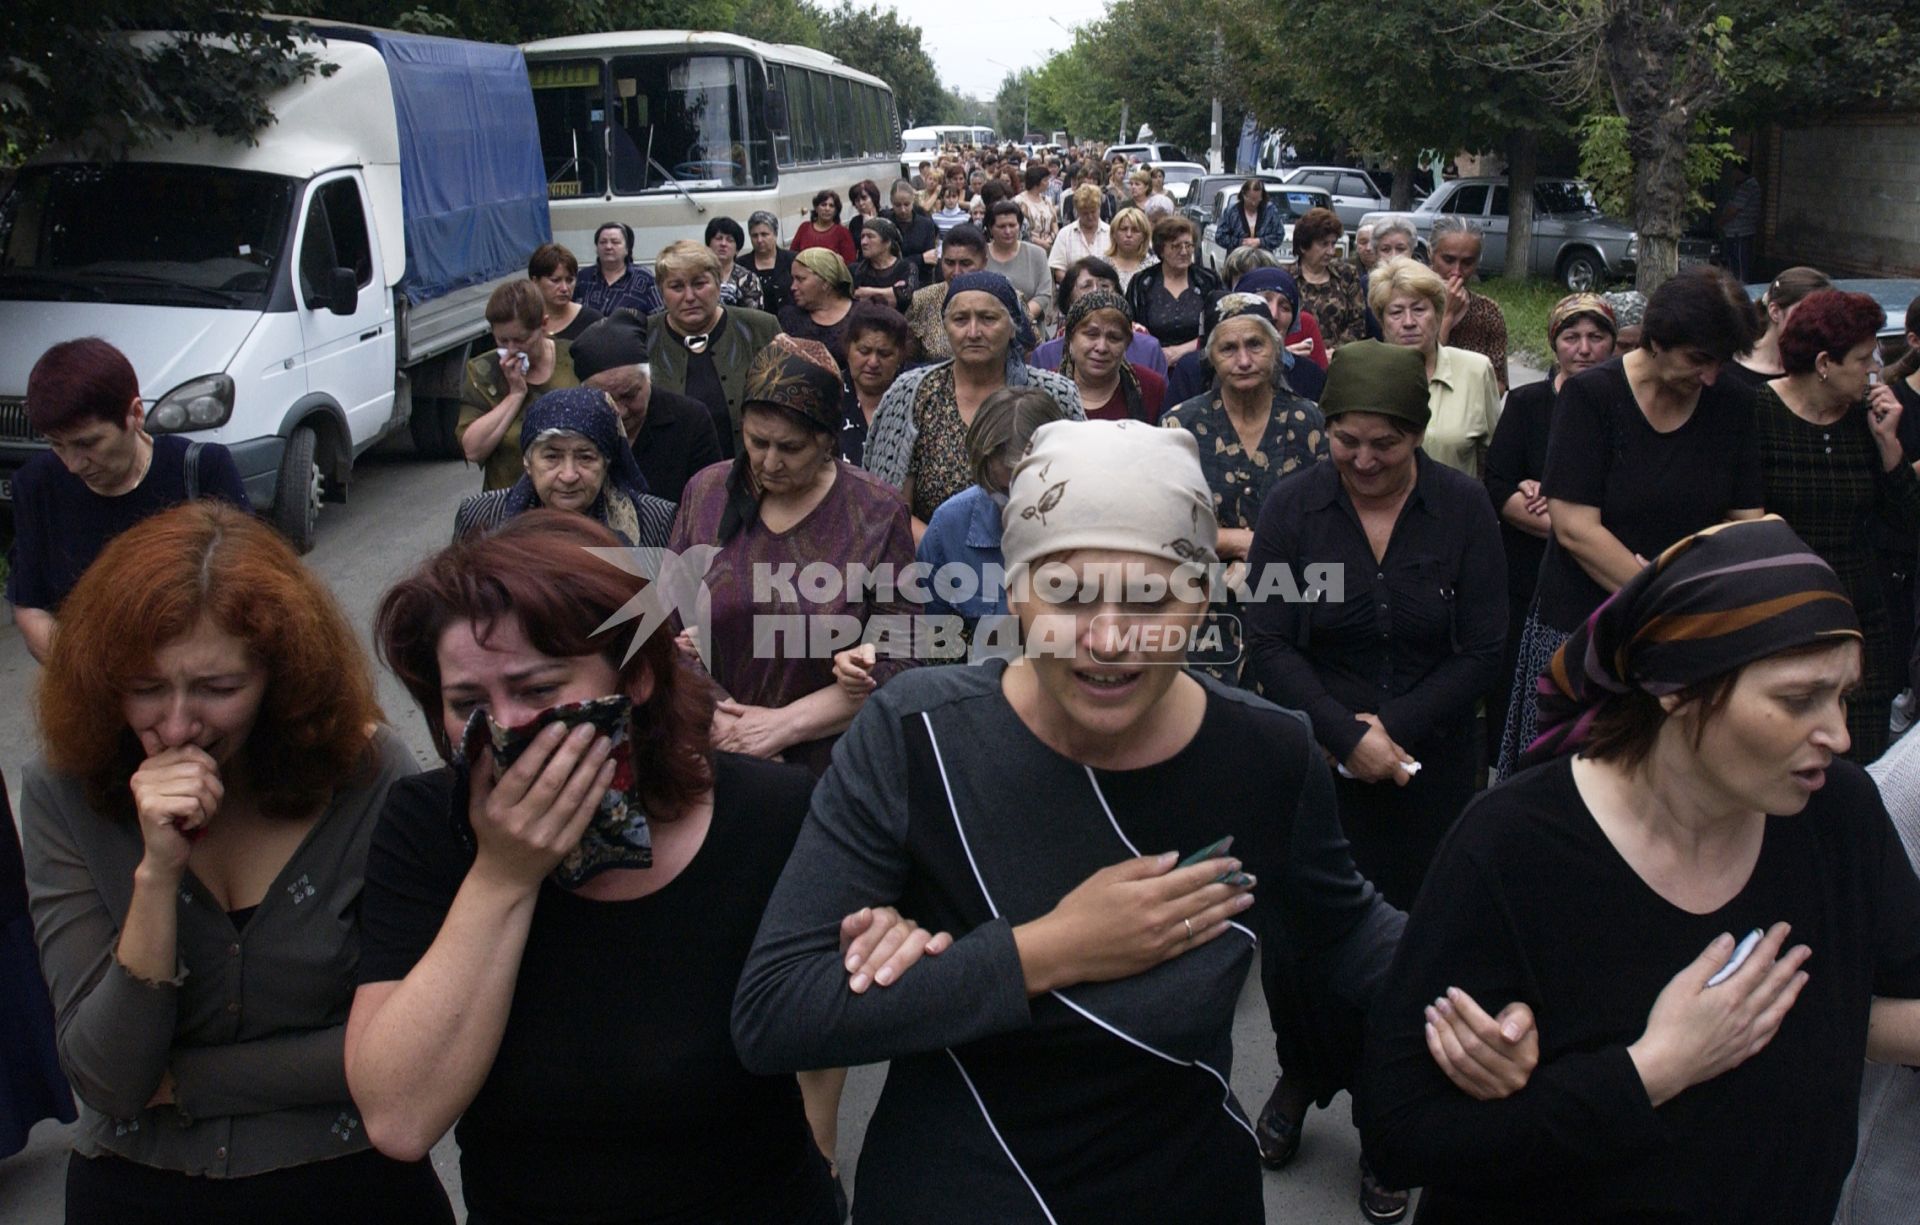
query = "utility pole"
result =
(1208, 27, 1224, 173)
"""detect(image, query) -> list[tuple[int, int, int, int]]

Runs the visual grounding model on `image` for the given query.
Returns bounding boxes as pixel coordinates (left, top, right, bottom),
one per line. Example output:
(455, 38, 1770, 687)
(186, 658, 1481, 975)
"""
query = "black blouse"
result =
(1483, 378, 1555, 611)
(1360, 755, 1920, 1223)
(1244, 454, 1507, 762)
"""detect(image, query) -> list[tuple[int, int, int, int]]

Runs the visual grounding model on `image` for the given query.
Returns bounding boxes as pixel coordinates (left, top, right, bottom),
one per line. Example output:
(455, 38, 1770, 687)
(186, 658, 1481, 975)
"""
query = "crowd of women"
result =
(5, 133, 1920, 1225)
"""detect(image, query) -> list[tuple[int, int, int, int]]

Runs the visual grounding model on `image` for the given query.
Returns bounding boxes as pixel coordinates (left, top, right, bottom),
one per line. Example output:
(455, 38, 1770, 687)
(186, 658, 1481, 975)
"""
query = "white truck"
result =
(0, 25, 552, 551)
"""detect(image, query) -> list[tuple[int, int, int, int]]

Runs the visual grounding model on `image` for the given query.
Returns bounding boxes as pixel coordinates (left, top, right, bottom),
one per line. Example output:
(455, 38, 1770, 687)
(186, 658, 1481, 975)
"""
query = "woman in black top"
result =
(1752, 290, 1920, 760)
(345, 512, 947, 1225)
(528, 242, 602, 342)
(850, 215, 918, 313)
(734, 420, 1521, 1224)
(1496, 268, 1765, 777)
(1483, 294, 1617, 758)
(746, 211, 796, 318)
(1125, 213, 1223, 364)
(1361, 516, 1920, 1224)
(1243, 342, 1505, 1214)
(779, 248, 856, 372)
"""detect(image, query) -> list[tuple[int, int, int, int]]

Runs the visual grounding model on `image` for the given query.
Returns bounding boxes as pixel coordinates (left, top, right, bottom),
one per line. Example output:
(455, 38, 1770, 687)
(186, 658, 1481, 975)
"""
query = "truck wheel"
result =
(409, 396, 461, 459)
(272, 425, 321, 554)
(1559, 250, 1602, 292)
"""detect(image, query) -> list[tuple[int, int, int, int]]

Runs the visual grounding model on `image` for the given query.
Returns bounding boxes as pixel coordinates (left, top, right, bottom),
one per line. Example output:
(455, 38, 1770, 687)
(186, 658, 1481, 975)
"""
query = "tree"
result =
(815, 3, 942, 127)
(1, 2, 334, 159)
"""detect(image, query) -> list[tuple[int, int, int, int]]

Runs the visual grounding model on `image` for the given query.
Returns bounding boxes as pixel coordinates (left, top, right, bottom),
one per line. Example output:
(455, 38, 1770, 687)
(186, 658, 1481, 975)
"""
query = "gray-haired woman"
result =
(746, 210, 796, 317)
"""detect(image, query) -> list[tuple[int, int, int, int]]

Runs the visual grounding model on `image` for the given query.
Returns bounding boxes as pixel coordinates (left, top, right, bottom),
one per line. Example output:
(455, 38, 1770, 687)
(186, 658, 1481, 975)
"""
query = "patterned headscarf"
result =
(1548, 293, 1617, 344)
(1233, 266, 1300, 317)
(944, 270, 1038, 357)
(794, 247, 852, 294)
(1057, 290, 1148, 422)
(861, 215, 903, 258)
(1526, 516, 1861, 764)
(503, 388, 649, 542)
(719, 336, 845, 542)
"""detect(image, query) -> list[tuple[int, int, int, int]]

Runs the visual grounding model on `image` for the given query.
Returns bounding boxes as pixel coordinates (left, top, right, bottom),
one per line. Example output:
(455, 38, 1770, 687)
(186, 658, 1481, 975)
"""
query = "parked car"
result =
(1189, 182, 1336, 274)
(1750, 277, 1920, 364)
(1360, 177, 1717, 292)
(1108, 142, 1191, 165)
(1152, 161, 1209, 205)
(0, 25, 547, 551)
(1279, 165, 1391, 230)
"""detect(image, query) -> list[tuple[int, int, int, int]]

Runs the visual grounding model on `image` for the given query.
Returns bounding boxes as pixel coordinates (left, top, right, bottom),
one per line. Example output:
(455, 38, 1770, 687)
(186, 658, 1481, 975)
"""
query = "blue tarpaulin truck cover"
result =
(316, 24, 550, 304)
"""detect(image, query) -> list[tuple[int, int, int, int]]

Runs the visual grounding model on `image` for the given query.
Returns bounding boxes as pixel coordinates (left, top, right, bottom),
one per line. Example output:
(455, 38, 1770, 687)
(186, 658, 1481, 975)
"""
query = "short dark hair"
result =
(1024, 163, 1049, 190)
(527, 242, 579, 280)
(1149, 213, 1196, 257)
(1641, 266, 1764, 362)
(850, 179, 882, 208)
(1292, 206, 1344, 251)
(1778, 290, 1887, 375)
(26, 337, 140, 435)
(980, 180, 1011, 210)
(704, 216, 745, 248)
(593, 222, 634, 259)
(1057, 256, 1120, 313)
(988, 199, 1024, 227)
(811, 188, 843, 221)
(942, 223, 988, 257)
(845, 301, 912, 352)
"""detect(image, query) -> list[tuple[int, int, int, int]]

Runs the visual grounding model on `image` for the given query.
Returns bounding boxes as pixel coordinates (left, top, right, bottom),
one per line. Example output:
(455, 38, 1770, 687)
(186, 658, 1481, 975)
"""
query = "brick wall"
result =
(1764, 112, 1920, 277)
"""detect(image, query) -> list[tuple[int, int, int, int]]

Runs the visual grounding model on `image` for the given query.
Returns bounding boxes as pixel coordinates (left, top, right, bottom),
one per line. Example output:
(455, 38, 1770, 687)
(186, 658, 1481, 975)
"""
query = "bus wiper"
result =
(642, 125, 706, 214)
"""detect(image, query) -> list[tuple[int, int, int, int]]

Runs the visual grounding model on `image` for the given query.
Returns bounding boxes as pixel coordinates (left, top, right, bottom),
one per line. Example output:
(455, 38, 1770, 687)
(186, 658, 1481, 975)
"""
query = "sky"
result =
(881, 0, 1113, 100)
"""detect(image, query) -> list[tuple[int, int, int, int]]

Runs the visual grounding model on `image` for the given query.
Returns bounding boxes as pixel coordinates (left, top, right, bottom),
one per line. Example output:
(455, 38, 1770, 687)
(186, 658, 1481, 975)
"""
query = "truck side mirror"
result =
(766, 89, 788, 134)
(327, 267, 358, 317)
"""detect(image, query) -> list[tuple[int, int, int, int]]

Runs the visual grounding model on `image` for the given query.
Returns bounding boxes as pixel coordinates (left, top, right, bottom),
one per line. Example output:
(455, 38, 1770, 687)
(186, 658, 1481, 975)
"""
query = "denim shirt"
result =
(916, 485, 1007, 626)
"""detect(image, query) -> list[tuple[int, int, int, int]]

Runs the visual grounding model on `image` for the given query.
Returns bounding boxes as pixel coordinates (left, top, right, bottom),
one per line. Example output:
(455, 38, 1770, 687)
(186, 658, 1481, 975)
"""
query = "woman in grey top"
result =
(22, 501, 451, 1224)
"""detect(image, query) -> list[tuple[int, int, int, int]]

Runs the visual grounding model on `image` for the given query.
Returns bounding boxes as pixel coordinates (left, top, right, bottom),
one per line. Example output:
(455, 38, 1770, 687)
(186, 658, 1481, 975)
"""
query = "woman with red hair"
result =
(344, 510, 943, 1223)
(1754, 288, 1920, 759)
(21, 501, 451, 1224)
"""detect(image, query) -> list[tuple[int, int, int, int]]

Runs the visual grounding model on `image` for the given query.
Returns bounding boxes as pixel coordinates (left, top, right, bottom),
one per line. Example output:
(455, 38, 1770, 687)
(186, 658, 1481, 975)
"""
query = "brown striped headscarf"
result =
(1526, 516, 1861, 763)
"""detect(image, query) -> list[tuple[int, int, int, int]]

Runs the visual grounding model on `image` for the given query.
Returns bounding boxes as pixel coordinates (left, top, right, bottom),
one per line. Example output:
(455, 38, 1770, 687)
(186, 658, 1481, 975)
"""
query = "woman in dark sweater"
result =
(735, 420, 1521, 1224)
(1752, 290, 1920, 760)
(1361, 516, 1920, 1224)
(1482, 294, 1617, 759)
(344, 512, 945, 1225)
(1496, 268, 1765, 776)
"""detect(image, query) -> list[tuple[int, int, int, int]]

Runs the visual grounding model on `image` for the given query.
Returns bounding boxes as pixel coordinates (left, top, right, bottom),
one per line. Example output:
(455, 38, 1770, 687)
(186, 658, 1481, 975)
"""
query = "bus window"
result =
(609, 53, 768, 193)
(833, 76, 856, 160)
(768, 63, 793, 166)
(742, 61, 776, 185)
(790, 70, 817, 163)
(807, 71, 834, 163)
(858, 86, 879, 159)
(529, 59, 607, 199)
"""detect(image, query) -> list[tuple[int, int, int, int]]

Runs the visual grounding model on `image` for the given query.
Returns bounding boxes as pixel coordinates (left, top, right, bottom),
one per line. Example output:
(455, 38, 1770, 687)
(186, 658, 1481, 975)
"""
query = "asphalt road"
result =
(0, 358, 1546, 1219)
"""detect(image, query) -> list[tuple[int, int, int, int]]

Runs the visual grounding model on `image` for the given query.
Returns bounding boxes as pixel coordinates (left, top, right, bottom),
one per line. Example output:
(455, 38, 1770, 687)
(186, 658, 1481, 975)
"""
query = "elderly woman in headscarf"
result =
(1162, 294, 1328, 684)
(1057, 290, 1167, 423)
(778, 248, 857, 371)
(850, 216, 918, 313)
(864, 271, 1083, 537)
(452, 386, 676, 547)
(1165, 268, 1328, 405)
(667, 337, 919, 776)
(1360, 515, 1920, 1225)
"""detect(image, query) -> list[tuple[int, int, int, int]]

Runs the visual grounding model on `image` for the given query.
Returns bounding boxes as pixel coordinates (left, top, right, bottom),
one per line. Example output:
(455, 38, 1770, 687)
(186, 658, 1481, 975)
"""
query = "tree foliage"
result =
(815, 3, 941, 127)
(1, 1, 334, 159)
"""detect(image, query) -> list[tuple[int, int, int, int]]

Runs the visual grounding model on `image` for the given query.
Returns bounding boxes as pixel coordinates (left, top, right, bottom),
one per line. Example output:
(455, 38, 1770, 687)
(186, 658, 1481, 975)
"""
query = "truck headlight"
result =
(149, 374, 235, 433)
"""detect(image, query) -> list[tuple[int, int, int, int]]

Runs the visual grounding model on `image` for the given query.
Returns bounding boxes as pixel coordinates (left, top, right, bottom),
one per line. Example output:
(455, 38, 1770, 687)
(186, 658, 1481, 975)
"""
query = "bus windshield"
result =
(0, 163, 294, 308)
(531, 53, 776, 197)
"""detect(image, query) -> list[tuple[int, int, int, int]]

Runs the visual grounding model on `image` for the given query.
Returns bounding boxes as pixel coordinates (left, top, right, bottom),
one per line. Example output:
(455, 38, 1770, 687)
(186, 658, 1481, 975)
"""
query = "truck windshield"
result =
(0, 163, 295, 308)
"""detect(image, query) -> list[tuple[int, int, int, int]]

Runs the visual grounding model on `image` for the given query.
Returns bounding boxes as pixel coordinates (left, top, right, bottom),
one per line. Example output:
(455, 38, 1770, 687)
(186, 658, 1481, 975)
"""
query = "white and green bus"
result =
(523, 31, 903, 263)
